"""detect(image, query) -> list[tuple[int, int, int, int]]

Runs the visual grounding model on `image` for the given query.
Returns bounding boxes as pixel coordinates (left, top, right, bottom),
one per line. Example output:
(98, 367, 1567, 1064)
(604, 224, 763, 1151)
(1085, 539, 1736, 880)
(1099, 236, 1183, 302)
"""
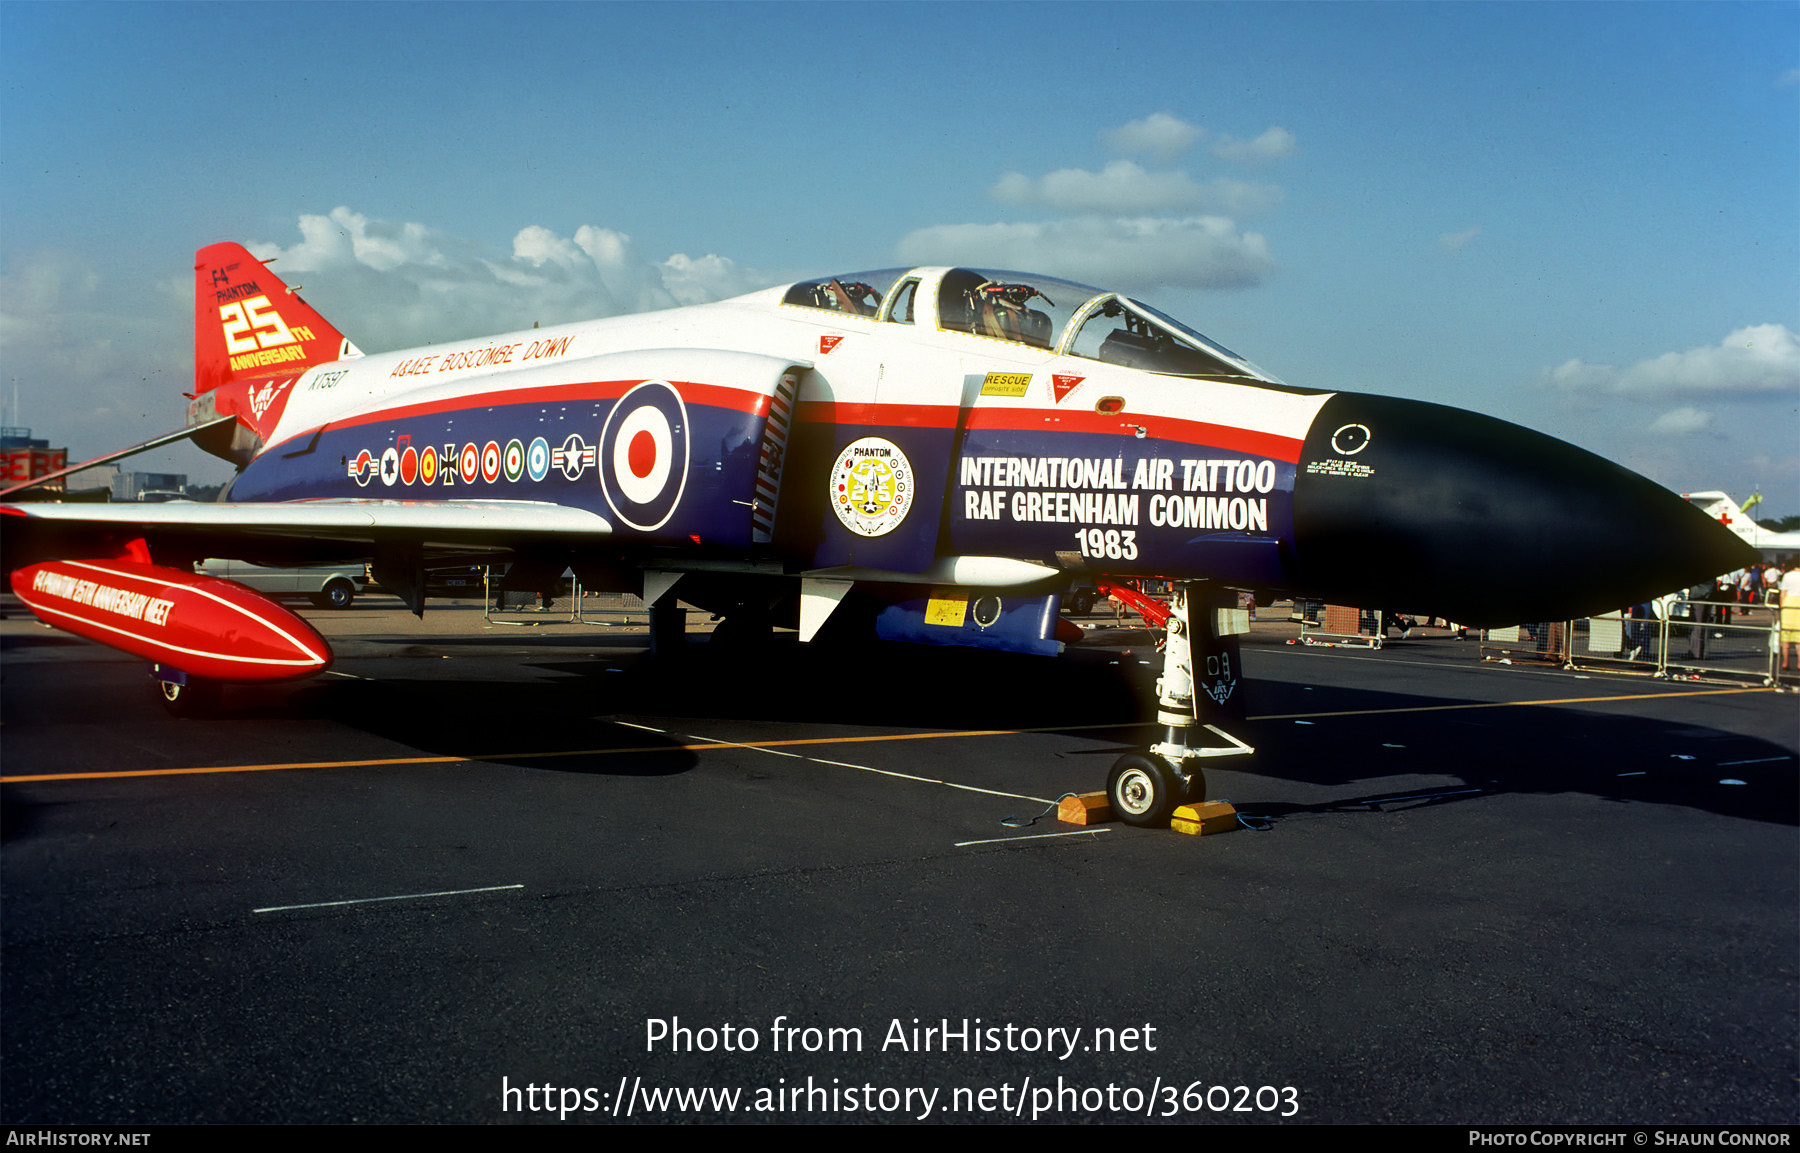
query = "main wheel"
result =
(1107, 754, 1181, 827)
(316, 580, 356, 609)
(157, 676, 221, 718)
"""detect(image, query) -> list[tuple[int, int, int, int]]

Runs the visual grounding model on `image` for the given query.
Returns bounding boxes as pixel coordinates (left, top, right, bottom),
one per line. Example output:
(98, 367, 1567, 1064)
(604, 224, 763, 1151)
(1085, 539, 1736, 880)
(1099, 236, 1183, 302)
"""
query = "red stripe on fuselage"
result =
(266, 378, 771, 455)
(793, 400, 962, 429)
(266, 378, 1303, 464)
(794, 399, 1303, 462)
(966, 407, 1303, 462)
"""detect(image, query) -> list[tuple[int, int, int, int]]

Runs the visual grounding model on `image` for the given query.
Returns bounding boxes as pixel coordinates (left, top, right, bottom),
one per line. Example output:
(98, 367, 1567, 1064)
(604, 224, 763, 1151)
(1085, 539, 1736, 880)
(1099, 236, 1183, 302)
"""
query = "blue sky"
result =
(3, 2, 1796, 514)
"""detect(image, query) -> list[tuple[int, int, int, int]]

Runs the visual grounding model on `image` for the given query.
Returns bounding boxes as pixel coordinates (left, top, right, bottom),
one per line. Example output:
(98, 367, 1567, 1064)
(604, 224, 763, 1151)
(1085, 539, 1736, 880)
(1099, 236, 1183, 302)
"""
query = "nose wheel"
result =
(1103, 580, 1252, 827)
(1107, 754, 1204, 827)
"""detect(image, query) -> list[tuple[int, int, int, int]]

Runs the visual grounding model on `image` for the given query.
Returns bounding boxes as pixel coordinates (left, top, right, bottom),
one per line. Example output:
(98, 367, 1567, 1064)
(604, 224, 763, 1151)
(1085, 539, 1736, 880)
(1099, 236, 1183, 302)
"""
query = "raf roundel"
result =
(829, 436, 913, 538)
(599, 380, 690, 532)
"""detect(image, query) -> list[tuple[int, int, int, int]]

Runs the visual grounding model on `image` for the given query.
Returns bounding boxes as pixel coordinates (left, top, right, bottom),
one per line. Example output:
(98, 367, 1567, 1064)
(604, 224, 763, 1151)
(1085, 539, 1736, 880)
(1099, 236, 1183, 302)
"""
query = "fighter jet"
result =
(2, 245, 1754, 823)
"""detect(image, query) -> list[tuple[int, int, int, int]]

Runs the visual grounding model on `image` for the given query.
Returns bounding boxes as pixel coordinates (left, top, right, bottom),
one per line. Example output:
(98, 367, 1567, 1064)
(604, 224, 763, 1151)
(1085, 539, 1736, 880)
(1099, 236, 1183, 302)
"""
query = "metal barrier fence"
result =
(575, 591, 650, 627)
(1297, 603, 1383, 648)
(481, 568, 650, 627)
(1481, 599, 1781, 686)
(1480, 621, 1572, 667)
(483, 567, 580, 625)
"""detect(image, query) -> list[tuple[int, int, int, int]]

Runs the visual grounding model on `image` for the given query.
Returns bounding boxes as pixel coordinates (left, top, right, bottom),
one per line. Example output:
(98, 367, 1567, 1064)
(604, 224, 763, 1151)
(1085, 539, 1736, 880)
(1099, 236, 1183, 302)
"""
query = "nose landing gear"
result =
(1102, 581, 1255, 827)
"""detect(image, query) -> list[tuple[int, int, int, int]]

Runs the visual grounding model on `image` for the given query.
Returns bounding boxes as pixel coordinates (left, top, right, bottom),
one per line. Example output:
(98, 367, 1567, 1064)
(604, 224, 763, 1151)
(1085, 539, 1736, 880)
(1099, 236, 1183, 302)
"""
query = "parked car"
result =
(195, 559, 367, 609)
(425, 566, 486, 597)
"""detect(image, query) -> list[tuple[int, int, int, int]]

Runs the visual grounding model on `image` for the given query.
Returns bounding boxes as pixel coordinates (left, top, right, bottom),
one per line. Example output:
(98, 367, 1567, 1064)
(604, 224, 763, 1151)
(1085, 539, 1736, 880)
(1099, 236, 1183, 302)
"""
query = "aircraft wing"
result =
(1, 498, 612, 539)
(1, 498, 613, 572)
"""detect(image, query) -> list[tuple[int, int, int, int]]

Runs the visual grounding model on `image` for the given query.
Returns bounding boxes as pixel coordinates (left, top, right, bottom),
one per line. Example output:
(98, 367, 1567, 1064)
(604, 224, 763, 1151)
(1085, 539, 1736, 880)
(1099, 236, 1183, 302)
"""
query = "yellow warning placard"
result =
(980, 372, 1032, 397)
(924, 590, 968, 627)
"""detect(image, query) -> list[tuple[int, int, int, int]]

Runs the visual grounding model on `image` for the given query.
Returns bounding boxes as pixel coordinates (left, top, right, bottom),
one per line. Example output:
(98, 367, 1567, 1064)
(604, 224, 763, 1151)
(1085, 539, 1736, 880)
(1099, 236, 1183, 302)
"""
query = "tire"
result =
(1107, 754, 1180, 827)
(1066, 590, 1096, 615)
(316, 580, 356, 609)
(158, 676, 221, 718)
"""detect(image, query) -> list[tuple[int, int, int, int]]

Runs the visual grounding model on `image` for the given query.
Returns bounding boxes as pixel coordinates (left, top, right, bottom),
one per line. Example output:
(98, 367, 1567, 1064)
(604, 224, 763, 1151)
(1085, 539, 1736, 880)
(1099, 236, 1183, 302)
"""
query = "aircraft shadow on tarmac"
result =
(1234, 680, 1796, 827)
(232, 633, 1796, 827)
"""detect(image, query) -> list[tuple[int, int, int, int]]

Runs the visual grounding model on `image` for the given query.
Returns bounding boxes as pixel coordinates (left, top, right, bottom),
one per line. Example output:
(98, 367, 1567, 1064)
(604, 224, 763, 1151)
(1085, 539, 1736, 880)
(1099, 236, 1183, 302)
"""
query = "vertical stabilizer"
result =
(194, 242, 360, 396)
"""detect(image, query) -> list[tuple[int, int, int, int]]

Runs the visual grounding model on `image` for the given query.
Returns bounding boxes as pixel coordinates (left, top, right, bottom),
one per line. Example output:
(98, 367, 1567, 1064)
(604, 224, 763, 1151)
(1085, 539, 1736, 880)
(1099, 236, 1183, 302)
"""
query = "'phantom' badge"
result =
(829, 436, 913, 538)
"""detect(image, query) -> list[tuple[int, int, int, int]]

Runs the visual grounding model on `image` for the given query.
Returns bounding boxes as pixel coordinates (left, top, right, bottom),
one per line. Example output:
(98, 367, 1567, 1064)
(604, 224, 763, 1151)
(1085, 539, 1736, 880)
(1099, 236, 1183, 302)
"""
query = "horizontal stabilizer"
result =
(0, 415, 238, 498)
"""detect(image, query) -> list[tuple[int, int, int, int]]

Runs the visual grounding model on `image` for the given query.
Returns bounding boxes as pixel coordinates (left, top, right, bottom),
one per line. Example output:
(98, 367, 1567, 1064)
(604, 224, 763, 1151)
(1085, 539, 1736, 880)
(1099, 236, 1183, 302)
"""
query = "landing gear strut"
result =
(1104, 581, 1255, 826)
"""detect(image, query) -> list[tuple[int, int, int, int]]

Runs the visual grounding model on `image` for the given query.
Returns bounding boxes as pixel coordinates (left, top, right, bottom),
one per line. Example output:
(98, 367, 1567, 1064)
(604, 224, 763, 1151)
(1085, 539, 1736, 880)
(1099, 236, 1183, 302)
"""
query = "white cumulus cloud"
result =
(0, 211, 775, 468)
(253, 207, 771, 351)
(1647, 406, 1715, 436)
(894, 216, 1275, 292)
(991, 160, 1282, 216)
(1212, 126, 1297, 164)
(1548, 324, 1800, 400)
(0, 249, 185, 443)
(1439, 226, 1481, 253)
(1104, 112, 1203, 159)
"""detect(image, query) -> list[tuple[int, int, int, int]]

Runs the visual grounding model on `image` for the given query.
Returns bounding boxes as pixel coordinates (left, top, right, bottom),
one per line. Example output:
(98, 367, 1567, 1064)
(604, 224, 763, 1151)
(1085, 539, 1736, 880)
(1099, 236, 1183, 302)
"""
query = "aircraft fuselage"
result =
(198, 263, 1748, 629)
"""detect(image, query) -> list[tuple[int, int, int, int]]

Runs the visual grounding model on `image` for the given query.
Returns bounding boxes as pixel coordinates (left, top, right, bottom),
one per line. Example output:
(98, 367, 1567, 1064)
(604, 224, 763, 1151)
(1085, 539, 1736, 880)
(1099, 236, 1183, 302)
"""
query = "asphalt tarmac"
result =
(2, 597, 1795, 1125)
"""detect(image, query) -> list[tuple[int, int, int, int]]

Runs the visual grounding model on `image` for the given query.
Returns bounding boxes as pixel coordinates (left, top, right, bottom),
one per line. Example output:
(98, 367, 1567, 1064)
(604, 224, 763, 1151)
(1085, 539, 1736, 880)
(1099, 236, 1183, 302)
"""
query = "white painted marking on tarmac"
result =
(806, 756, 1053, 803)
(615, 720, 1074, 804)
(252, 883, 523, 914)
(956, 829, 1112, 847)
(649, 725, 1058, 805)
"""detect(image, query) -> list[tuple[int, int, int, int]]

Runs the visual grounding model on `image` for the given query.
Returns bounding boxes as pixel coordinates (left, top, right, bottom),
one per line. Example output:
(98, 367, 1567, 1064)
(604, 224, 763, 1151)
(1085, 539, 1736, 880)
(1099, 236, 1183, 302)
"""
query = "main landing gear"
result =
(1102, 581, 1255, 827)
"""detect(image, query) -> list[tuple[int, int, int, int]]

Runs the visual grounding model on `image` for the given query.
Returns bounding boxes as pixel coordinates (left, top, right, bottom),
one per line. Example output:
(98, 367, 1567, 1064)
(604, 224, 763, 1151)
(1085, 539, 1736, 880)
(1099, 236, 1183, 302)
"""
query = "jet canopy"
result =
(782, 267, 1276, 382)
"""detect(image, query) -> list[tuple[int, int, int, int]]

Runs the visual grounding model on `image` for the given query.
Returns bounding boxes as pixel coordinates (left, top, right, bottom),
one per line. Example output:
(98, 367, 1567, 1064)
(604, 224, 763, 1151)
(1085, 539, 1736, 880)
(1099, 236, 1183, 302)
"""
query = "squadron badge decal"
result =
(829, 436, 913, 538)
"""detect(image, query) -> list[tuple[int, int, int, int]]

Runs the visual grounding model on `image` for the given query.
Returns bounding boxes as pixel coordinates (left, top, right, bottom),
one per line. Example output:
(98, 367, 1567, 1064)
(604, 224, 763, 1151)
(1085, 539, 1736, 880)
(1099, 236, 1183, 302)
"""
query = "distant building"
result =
(38, 461, 190, 502)
(0, 427, 69, 489)
(61, 462, 121, 497)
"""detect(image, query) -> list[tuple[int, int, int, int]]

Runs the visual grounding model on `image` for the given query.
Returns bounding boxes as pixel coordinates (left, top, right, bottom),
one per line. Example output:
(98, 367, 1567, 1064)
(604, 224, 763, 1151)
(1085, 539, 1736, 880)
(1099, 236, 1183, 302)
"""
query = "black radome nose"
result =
(1290, 393, 1757, 626)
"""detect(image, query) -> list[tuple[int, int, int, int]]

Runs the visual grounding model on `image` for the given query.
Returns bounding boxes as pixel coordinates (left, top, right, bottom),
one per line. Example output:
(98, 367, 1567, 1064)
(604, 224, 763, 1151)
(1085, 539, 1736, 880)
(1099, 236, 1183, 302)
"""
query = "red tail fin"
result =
(194, 242, 359, 395)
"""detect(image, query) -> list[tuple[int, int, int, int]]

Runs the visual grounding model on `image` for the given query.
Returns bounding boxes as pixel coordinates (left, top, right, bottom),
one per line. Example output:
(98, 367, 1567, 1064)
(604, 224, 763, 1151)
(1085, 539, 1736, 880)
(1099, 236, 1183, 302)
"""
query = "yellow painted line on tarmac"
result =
(0, 720, 1146, 783)
(3, 685, 1775, 784)
(1248, 684, 1777, 722)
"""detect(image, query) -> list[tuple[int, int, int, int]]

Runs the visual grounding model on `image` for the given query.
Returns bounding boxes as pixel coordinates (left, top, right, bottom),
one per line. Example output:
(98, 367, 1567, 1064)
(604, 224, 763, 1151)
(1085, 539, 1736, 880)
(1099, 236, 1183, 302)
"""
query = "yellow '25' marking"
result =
(220, 295, 297, 354)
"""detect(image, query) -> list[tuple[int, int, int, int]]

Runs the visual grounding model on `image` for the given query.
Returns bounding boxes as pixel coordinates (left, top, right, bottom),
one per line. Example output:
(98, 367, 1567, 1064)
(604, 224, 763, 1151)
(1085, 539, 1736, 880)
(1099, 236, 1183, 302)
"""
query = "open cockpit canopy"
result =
(781, 267, 1277, 382)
